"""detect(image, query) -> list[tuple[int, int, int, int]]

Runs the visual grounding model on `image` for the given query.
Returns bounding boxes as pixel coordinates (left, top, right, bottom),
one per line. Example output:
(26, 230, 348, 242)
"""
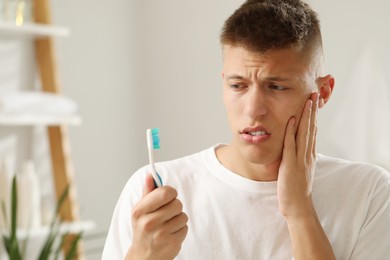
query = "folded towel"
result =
(0, 90, 78, 115)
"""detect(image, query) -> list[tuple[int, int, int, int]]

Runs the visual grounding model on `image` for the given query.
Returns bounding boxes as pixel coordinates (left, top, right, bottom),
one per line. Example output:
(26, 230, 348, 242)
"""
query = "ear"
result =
(317, 74, 335, 108)
(221, 72, 225, 79)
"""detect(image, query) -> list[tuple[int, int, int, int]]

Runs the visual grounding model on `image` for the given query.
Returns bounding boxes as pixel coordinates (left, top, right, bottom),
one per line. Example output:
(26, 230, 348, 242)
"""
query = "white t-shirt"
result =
(102, 145, 390, 259)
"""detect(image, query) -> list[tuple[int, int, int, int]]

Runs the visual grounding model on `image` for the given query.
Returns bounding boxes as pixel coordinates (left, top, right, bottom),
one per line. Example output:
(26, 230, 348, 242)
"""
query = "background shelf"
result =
(0, 220, 95, 240)
(0, 114, 82, 126)
(0, 1, 86, 258)
(0, 22, 70, 38)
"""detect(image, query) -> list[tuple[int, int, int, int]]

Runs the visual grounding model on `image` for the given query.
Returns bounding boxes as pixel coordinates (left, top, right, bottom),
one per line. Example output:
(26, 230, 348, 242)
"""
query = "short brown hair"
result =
(220, 0, 322, 54)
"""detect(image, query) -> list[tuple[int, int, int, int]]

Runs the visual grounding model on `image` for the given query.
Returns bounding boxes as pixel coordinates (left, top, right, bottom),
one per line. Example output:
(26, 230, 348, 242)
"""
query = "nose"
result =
(244, 87, 267, 119)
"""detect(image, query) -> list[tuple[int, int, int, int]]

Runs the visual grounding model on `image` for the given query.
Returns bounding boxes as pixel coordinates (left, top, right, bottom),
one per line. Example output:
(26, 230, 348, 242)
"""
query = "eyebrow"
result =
(226, 74, 292, 82)
(226, 75, 245, 80)
(265, 76, 291, 82)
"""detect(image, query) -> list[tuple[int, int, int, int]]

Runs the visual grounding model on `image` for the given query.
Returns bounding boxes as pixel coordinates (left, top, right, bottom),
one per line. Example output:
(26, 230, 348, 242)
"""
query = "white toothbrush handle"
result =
(148, 148, 162, 187)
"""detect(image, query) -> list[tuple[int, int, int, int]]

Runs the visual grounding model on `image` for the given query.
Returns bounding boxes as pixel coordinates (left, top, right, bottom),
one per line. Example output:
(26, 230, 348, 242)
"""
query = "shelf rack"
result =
(1, 221, 95, 240)
(0, 114, 82, 126)
(0, 22, 70, 38)
(0, 0, 86, 258)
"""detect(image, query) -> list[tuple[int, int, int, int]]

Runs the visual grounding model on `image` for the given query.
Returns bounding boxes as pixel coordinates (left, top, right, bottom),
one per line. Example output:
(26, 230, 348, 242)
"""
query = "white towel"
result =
(0, 90, 78, 115)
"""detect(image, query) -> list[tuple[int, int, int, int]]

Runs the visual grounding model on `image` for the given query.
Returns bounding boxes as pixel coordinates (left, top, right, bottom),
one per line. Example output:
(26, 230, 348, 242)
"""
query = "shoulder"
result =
(316, 154, 389, 178)
(156, 146, 213, 171)
(154, 145, 217, 186)
(315, 154, 390, 192)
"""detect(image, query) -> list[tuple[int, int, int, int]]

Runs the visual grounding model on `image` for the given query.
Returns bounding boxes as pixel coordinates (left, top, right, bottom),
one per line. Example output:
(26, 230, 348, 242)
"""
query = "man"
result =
(103, 0, 390, 259)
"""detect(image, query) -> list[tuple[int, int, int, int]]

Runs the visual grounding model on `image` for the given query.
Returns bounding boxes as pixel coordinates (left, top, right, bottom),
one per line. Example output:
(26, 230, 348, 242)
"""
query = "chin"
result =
(245, 152, 279, 165)
(240, 145, 281, 166)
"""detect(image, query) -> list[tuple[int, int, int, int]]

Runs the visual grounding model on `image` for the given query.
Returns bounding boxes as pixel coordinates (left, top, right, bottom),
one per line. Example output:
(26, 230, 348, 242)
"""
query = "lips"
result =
(240, 126, 271, 143)
(240, 126, 271, 136)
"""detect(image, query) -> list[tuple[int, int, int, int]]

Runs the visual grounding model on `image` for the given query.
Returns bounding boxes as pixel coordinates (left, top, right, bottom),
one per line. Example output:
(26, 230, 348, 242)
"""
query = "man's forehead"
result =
(222, 45, 317, 82)
(223, 45, 303, 61)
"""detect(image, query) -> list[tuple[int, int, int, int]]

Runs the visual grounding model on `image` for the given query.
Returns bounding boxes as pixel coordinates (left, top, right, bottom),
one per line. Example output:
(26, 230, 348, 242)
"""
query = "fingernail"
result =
(307, 99, 313, 109)
(291, 117, 296, 126)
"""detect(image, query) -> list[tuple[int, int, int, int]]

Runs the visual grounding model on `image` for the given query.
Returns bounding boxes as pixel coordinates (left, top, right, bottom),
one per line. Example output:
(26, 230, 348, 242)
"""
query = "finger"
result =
(312, 126, 317, 157)
(296, 98, 313, 159)
(155, 199, 184, 223)
(283, 116, 297, 160)
(139, 186, 178, 214)
(171, 223, 189, 243)
(164, 212, 189, 234)
(143, 174, 156, 197)
(307, 93, 319, 160)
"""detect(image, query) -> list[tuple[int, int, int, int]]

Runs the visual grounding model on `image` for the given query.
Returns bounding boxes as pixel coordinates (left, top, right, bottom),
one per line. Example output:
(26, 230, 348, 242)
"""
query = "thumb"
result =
(143, 174, 156, 197)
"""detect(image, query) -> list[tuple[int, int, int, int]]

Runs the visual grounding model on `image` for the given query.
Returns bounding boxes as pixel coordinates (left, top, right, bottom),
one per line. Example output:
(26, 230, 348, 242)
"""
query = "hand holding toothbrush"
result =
(125, 174, 189, 260)
(125, 128, 188, 259)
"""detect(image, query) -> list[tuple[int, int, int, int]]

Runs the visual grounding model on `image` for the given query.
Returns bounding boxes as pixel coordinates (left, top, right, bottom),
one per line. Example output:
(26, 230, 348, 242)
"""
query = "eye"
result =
(229, 83, 246, 90)
(269, 84, 288, 91)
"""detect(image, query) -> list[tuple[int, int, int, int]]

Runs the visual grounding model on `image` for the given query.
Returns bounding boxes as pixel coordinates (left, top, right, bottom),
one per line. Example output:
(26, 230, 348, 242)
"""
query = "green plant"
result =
(1, 176, 22, 259)
(1, 176, 82, 260)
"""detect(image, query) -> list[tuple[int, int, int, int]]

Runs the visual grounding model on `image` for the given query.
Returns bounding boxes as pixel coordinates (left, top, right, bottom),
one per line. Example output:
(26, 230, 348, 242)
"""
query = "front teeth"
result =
(249, 131, 267, 136)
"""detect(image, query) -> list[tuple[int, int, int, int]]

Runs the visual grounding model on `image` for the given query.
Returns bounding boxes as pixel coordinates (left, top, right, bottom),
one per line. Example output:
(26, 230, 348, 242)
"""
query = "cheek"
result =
(223, 89, 242, 114)
(291, 101, 307, 122)
(223, 90, 238, 125)
(274, 97, 308, 129)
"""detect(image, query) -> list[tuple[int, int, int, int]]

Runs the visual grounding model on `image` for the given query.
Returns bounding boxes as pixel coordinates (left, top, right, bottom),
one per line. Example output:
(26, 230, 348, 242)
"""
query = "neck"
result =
(215, 144, 280, 181)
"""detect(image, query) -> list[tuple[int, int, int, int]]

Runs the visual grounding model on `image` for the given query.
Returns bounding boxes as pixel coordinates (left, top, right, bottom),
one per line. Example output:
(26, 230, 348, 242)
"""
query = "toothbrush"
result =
(146, 128, 163, 187)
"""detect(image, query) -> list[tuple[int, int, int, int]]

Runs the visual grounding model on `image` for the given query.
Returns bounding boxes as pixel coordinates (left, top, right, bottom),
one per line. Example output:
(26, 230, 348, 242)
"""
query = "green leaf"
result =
(1, 200, 8, 229)
(38, 185, 70, 260)
(2, 175, 23, 260)
(9, 238, 22, 260)
(65, 232, 83, 260)
(1, 181, 83, 260)
(37, 218, 61, 260)
(10, 176, 17, 240)
(2, 235, 11, 254)
(53, 186, 70, 227)
(54, 233, 68, 260)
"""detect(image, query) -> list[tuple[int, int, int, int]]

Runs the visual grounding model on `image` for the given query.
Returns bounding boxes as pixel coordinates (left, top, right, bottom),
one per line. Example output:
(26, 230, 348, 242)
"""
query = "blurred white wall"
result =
(51, 0, 139, 257)
(0, 0, 389, 259)
(307, 0, 390, 170)
(51, 1, 237, 257)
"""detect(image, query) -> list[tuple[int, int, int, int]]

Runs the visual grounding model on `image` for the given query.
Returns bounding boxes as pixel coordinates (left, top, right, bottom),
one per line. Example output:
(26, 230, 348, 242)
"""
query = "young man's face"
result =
(222, 45, 320, 166)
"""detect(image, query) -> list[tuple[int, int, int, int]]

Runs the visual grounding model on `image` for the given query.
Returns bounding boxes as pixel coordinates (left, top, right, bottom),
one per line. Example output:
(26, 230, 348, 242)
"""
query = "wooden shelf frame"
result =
(0, 1, 86, 258)
(33, 0, 84, 258)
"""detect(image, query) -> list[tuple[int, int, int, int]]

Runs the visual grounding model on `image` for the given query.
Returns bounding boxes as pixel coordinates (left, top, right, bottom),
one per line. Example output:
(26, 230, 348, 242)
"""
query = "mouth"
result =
(239, 126, 271, 143)
(240, 127, 271, 136)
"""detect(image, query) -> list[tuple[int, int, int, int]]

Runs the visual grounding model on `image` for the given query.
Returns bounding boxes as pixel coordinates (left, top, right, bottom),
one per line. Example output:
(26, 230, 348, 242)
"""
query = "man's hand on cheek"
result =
(277, 92, 319, 220)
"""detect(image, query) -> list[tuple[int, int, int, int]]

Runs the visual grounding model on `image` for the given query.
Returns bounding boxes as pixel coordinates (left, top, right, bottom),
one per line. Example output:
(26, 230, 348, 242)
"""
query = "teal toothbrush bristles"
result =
(151, 128, 160, 149)
(147, 128, 163, 187)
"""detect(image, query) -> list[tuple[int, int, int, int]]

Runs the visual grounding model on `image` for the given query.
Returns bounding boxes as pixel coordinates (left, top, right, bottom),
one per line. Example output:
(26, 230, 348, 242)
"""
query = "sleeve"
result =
(101, 167, 147, 260)
(350, 170, 390, 259)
